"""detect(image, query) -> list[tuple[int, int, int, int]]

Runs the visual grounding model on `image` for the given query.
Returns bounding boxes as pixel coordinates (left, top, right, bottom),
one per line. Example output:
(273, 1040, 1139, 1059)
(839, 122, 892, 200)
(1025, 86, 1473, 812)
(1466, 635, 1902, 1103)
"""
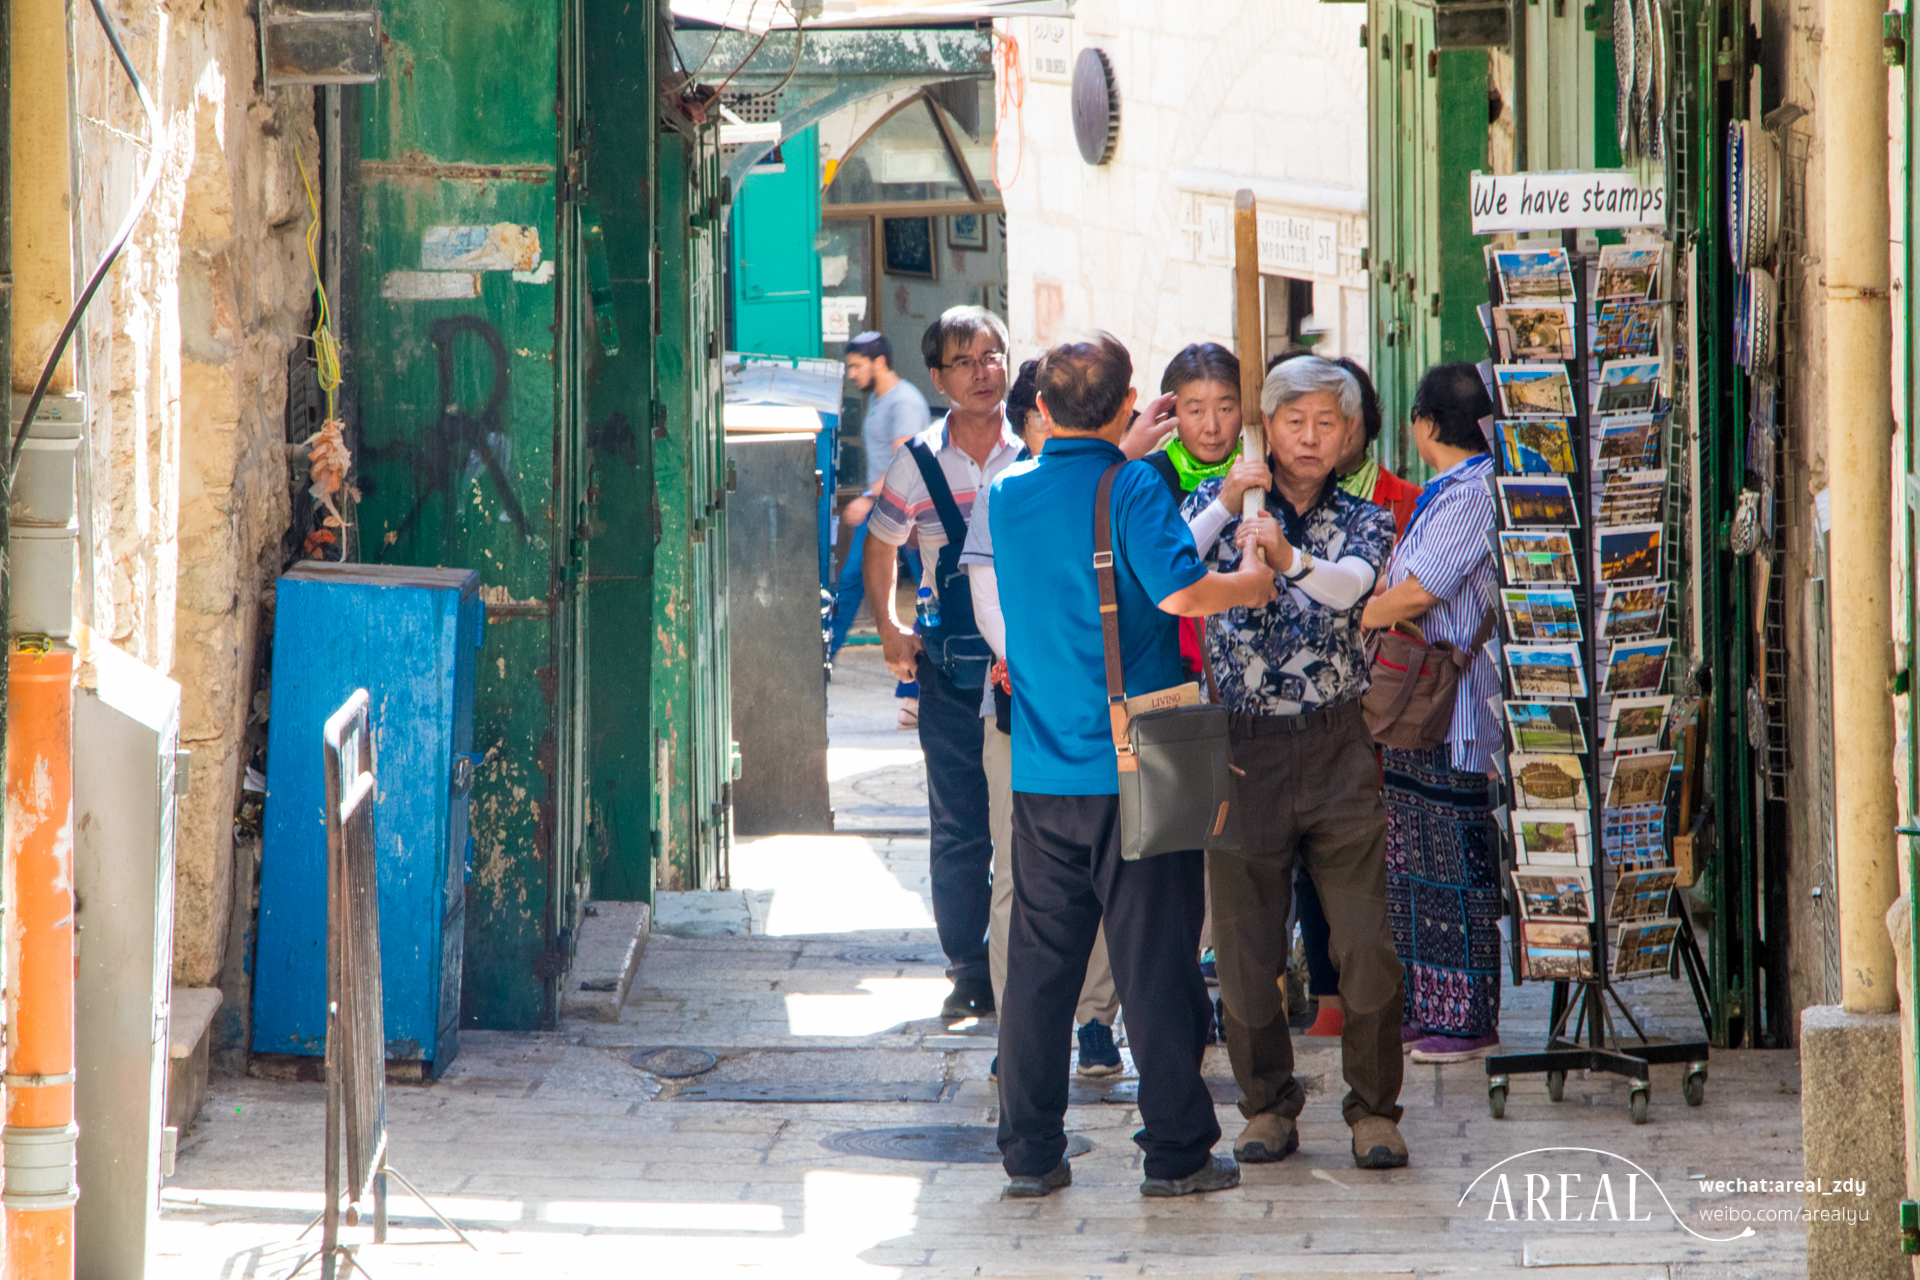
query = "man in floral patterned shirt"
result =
(1181, 356, 1410, 1173)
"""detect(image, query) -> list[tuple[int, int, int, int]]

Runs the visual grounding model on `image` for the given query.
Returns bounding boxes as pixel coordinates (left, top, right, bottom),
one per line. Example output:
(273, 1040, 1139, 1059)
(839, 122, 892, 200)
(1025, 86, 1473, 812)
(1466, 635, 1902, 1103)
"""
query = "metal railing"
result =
(292, 690, 473, 1279)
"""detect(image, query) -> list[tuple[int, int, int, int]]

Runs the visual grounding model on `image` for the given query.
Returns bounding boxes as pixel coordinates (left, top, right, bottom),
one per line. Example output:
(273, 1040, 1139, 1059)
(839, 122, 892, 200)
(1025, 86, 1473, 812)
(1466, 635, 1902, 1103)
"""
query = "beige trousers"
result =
(984, 721, 1121, 1025)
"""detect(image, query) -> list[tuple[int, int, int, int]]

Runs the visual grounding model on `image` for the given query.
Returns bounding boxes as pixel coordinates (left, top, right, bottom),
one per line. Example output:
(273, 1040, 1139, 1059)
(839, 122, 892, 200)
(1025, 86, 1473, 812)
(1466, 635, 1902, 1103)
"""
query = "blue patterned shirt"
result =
(1183, 478, 1397, 715)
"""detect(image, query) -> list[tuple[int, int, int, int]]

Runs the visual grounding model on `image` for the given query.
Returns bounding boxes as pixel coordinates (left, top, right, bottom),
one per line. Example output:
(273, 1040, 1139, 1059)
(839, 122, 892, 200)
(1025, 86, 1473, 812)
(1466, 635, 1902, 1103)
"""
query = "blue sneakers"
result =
(1076, 1021, 1124, 1077)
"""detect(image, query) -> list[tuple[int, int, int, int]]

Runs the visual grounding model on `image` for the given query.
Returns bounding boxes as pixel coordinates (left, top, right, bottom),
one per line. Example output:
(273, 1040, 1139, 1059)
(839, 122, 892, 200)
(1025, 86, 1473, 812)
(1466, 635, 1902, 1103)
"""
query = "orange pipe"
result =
(6, 648, 77, 1274)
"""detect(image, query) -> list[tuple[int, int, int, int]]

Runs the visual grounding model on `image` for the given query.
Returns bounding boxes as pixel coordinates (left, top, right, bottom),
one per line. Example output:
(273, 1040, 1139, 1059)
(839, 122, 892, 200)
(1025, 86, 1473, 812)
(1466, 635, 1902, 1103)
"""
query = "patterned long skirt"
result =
(1382, 744, 1502, 1038)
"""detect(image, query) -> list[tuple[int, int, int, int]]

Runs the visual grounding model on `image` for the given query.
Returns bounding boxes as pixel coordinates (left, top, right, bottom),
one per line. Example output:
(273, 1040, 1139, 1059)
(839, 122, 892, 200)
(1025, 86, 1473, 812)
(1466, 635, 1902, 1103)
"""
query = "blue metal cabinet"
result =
(253, 562, 481, 1076)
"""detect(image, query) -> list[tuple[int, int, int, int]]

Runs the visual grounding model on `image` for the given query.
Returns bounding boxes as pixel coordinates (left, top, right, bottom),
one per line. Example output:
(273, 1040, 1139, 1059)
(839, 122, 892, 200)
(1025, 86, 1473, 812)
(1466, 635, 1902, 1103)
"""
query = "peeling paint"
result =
(422, 223, 542, 272)
(382, 270, 480, 300)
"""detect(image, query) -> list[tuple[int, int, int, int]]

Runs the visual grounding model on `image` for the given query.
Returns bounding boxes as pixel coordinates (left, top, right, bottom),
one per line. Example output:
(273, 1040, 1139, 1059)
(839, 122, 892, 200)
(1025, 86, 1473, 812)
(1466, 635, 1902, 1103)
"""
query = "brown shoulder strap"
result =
(1094, 462, 1133, 763)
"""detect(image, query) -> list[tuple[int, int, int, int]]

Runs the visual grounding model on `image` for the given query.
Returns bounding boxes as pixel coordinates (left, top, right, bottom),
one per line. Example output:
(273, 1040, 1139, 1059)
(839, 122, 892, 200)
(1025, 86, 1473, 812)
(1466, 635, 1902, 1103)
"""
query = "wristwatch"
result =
(1283, 548, 1314, 582)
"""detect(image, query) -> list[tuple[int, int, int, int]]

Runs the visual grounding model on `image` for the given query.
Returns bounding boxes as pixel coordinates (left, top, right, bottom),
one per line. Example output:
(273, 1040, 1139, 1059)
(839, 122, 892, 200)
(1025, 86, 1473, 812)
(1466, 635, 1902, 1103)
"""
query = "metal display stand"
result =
(1480, 228, 1711, 1124)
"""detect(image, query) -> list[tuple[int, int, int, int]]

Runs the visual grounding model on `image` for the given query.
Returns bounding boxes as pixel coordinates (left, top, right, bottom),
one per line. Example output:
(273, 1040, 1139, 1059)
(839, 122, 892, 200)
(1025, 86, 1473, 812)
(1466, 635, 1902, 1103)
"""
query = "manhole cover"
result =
(838, 946, 944, 966)
(630, 1047, 718, 1078)
(821, 1124, 1092, 1164)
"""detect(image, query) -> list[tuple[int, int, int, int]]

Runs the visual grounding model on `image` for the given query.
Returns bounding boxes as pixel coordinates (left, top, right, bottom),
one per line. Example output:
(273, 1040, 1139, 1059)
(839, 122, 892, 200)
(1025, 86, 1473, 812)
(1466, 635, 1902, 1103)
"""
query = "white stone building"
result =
(996, 0, 1369, 386)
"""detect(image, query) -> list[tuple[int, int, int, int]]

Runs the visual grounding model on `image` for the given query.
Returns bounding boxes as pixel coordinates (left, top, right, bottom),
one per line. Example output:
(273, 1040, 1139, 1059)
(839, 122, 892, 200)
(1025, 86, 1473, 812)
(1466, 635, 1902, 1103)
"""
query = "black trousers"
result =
(915, 655, 992, 983)
(996, 792, 1219, 1181)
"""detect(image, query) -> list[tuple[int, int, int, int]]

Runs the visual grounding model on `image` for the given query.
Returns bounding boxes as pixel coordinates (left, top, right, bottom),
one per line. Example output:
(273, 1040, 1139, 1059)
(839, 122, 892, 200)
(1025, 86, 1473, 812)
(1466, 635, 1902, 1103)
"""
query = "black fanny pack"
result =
(906, 436, 1013, 691)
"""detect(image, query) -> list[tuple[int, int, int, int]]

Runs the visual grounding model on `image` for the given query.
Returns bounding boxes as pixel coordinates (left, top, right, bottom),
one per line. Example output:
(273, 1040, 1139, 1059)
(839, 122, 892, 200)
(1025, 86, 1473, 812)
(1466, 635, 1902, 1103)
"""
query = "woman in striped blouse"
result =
(1360, 364, 1504, 1063)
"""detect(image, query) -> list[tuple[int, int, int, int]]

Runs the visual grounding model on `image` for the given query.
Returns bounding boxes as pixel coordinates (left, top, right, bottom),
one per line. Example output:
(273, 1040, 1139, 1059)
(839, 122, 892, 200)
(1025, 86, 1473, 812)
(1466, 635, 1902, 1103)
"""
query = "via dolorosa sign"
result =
(1470, 170, 1667, 234)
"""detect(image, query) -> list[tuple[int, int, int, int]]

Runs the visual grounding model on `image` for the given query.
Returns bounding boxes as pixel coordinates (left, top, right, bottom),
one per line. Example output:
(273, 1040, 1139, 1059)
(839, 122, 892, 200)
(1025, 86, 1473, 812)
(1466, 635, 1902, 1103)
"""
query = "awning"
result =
(672, 0, 1071, 32)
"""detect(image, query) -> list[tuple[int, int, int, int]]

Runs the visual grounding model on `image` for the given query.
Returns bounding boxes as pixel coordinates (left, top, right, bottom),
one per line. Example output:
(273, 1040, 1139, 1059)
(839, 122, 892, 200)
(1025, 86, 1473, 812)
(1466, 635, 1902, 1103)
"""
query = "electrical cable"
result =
(992, 27, 1025, 190)
(730, 3, 807, 102)
(10, 0, 167, 478)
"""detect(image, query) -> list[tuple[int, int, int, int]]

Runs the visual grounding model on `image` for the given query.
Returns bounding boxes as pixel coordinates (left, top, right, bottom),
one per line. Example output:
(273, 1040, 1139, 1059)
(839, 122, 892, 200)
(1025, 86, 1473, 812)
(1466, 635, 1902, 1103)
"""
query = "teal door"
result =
(731, 127, 823, 359)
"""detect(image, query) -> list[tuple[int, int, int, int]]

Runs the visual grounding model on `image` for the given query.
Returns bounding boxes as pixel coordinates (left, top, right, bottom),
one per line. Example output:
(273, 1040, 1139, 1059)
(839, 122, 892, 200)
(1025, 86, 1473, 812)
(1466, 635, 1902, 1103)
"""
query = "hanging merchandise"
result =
(1473, 213, 1712, 1124)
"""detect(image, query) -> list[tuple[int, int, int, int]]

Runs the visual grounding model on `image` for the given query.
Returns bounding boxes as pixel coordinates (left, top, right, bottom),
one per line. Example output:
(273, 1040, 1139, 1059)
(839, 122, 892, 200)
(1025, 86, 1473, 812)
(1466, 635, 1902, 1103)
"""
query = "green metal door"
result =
(1368, 0, 1440, 466)
(581, 2, 660, 902)
(354, 0, 584, 1029)
(654, 128, 734, 891)
(731, 127, 824, 360)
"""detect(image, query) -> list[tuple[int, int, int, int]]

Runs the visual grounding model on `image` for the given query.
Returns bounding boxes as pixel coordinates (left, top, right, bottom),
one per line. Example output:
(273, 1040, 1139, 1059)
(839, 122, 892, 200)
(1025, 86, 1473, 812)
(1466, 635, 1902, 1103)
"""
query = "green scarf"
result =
(1338, 454, 1380, 503)
(1163, 436, 1241, 491)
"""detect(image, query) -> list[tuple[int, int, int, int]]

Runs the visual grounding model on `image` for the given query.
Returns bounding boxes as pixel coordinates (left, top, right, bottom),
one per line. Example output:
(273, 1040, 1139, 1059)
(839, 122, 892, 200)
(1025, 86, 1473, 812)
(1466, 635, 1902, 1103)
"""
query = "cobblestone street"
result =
(155, 650, 1811, 1278)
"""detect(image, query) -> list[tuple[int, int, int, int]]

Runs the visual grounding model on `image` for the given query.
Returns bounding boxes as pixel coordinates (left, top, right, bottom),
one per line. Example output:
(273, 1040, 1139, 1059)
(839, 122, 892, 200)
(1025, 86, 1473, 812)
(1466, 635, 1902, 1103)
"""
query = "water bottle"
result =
(916, 585, 942, 631)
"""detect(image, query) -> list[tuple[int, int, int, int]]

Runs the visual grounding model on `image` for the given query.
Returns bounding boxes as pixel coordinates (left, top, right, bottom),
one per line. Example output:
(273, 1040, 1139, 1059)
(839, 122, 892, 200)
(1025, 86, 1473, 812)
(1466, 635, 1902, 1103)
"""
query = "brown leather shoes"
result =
(1350, 1115, 1408, 1169)
(1232, 1111, 1299, 1163)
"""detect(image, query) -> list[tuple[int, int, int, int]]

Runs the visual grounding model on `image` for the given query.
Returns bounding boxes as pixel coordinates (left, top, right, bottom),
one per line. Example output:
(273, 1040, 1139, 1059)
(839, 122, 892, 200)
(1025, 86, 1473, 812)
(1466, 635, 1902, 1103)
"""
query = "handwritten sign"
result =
(1469, 170, 1667, 234)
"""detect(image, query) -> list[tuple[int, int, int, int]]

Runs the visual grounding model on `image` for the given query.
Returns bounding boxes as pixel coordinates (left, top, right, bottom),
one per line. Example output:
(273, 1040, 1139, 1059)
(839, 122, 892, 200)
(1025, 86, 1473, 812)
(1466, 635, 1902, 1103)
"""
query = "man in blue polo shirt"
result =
(977, 332, 1280, 1200)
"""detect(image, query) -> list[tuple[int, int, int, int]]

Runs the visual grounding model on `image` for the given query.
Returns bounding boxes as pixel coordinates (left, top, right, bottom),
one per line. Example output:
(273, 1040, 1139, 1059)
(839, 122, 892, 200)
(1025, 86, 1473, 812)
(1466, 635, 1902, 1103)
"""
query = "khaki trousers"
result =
(984, 722, 1120, 1025)
(1211, 700, 1405, 1127)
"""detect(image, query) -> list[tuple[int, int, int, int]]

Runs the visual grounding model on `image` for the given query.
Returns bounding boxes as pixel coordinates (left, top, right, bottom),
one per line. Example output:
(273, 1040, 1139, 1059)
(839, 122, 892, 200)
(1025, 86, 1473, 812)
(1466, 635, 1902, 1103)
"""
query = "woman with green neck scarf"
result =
(1141, 344, 1274, 684)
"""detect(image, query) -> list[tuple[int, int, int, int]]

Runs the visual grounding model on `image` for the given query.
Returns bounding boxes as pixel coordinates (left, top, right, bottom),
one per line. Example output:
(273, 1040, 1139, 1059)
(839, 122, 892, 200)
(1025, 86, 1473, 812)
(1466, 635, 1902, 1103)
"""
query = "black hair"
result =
(1410, 362, 1494, 454)
(1333, 357, 1384, 447)
(1159, 342, 1241, 396)
(1264, 346, 1314, 373)
(920, 305, 1010, 371)
(1006, 359, 1041, 431)
(846, 330, 892, 366)
(1037, 332, 1134, 431)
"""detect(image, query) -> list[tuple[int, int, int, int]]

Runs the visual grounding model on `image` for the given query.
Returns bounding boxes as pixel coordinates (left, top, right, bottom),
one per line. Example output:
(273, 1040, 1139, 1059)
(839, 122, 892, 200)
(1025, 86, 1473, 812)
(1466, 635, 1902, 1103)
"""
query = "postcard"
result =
(1595, 299, 1661, 356)
(1506, 700, 1585, 753)
(1609, 868, 1679, 922)
(1602, 803, 1669, 868)
(1599, 584, 1670, 640)
(1499, 530, 1580, 586)
(1527, 945, 1598, 981)
(1496, 418, 1578, 474)
(1595, 358, 1664, 415)
(1525, 921, 1594, 950)
(1512, 868, 1595, 922)
(1506, 645, 1588, 700)
(1598, 470, 1667, 525)
(1514, 808, 1591, 863)
(1493, 247, 1577, 303)
(1596, 523, 1663, 583)
(1596, 244, 1662, 300)
(1502, 588, 1582, 643)
(1496, 363, 1578, 417)
(1509, 752, 1591, 809)
(1498, 476, 1580, 529)
(1594, 414, 1664, 470)
(1606, 749, 1675, 808)
(1613, 917, 1682, 980)
(1493, 303, 1579, 361)
(1605, 695, 1673, 751)
(1604, 638, 1671, 696)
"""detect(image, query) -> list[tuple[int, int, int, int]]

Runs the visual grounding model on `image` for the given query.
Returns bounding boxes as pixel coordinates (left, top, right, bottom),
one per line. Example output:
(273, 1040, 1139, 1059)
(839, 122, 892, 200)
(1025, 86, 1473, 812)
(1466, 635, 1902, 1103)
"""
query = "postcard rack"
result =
(1479, 228, 1711, 1124)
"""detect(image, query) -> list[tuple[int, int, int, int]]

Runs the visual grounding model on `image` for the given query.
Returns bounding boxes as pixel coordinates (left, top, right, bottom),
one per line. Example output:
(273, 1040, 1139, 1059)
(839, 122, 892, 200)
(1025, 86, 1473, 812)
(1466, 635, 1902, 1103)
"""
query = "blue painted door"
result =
(731, 128, 823, 359)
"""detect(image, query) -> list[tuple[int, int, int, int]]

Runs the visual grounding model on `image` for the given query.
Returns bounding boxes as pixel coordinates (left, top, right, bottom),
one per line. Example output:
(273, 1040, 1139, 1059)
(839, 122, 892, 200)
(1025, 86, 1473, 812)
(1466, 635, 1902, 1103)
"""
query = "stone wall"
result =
(71, 1, 314, 986)
(996, 0, 1369, 381)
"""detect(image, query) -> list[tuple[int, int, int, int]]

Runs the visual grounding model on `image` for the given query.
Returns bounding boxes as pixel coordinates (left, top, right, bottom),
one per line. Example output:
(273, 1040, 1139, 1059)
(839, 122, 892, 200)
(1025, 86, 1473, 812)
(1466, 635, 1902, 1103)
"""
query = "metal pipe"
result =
(4, 650, 78, 1267)
(1825, 0, 1898, 1014)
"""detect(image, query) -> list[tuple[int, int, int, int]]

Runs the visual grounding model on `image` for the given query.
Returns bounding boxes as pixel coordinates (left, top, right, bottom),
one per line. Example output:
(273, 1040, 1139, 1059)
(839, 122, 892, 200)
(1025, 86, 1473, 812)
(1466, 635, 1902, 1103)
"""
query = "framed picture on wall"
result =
(883, 216, 938, 279)
(949, 212, 987, 251)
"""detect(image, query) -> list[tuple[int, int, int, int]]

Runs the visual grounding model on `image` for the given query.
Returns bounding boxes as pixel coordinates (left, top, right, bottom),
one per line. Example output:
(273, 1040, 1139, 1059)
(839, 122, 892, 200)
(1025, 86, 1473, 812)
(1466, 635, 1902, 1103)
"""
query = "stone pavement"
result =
(155, 649, 1812, 1279)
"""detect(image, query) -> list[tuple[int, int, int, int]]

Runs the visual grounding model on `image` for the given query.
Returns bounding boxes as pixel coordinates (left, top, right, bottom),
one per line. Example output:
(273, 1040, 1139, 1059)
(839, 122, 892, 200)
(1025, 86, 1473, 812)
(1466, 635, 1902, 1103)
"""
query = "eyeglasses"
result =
(941, 351, 1007, 376)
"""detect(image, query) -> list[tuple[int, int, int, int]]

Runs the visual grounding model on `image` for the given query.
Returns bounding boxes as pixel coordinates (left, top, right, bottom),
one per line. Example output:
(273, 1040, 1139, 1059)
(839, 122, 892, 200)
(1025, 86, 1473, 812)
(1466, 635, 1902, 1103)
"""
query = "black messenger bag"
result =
(1094, 463, 1242, 860)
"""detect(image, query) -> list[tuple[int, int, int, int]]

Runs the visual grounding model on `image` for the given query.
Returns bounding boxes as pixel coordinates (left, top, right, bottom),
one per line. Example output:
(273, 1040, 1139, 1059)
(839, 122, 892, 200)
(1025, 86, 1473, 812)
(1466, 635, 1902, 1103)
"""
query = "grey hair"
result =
(1260, 354, 1362, 421)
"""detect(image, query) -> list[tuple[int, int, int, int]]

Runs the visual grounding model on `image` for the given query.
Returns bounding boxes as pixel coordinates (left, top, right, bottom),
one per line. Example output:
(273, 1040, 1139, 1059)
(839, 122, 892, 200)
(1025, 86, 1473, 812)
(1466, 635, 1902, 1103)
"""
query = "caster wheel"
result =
(1546, 1070, 1566, 1102)
(1629, 1087, 1649, 1125)
(1683, 1068, 1706, 1107)
(1488, 1084, 1508, 1119)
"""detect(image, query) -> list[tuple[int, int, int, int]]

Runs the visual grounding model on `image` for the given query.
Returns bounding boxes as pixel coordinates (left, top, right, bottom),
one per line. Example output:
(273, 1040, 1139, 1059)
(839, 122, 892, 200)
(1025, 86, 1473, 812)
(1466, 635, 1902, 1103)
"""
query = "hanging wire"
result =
(10, 0, 167, 477)
(991, 28, 1026, 191)
(289, 124, 342, 423)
